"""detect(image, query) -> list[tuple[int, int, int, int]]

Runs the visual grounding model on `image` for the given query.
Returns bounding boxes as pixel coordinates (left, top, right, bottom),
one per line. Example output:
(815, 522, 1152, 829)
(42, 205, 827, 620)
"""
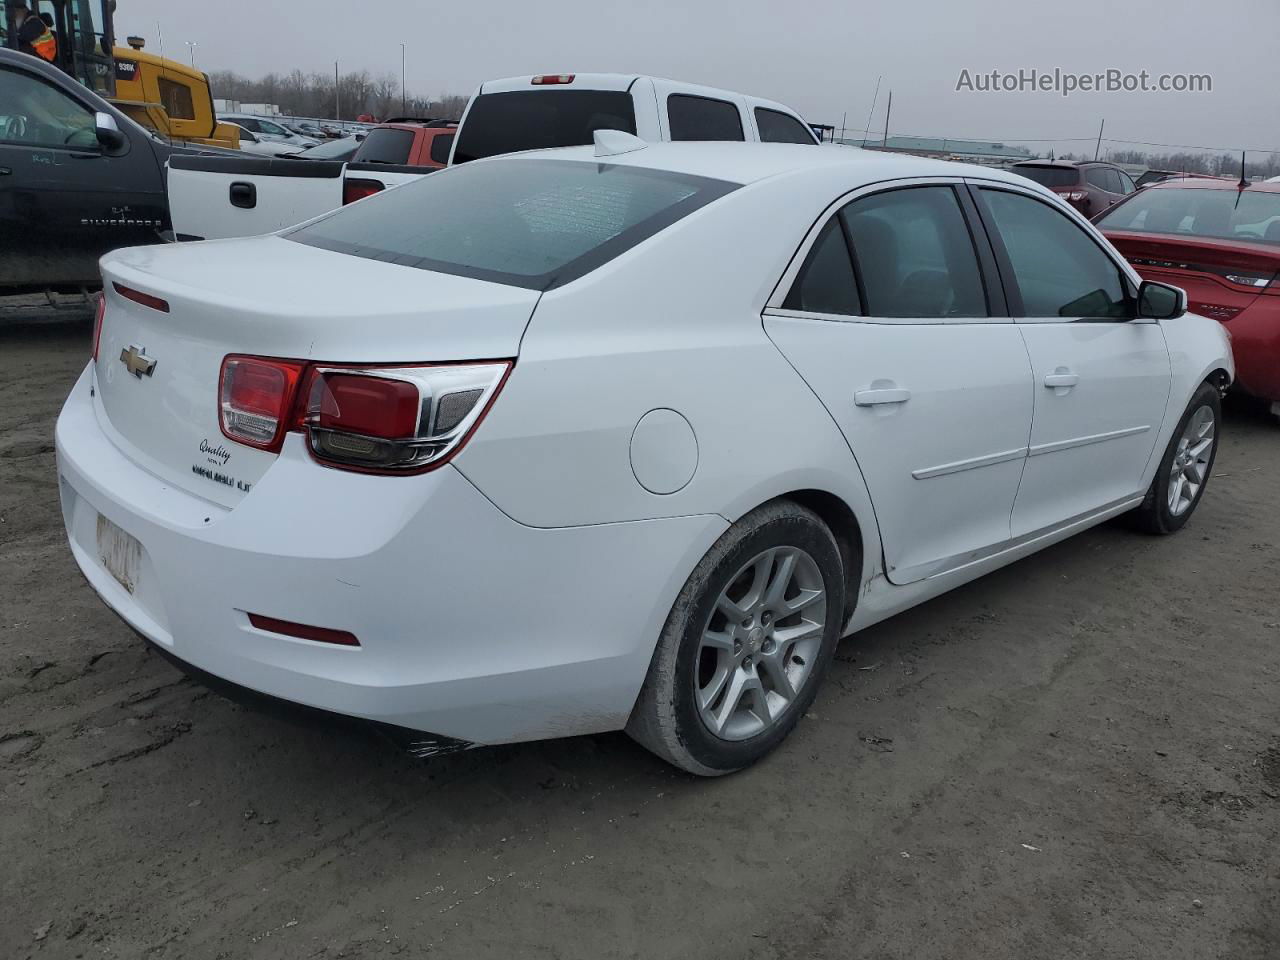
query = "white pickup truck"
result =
(168, 73, 820, 241)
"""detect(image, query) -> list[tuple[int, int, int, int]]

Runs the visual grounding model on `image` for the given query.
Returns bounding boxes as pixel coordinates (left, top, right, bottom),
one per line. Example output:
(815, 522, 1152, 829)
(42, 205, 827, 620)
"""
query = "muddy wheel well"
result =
(777, 489, 864, 626)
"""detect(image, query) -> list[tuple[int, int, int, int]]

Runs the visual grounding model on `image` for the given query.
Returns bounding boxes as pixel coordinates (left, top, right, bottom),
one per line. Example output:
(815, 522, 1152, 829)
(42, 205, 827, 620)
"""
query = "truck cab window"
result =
(0, 66, 96, 150)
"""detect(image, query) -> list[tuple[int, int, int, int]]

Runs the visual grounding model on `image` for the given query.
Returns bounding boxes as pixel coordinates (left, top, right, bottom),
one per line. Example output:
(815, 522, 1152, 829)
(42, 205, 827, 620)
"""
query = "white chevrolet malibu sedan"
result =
(57, 136, 1233, 775)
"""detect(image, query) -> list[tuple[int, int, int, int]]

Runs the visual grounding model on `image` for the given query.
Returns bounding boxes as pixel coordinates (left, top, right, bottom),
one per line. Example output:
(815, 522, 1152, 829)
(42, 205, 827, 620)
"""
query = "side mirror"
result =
(94, 111, 127, 154)
(1137, 280, 1187, 320)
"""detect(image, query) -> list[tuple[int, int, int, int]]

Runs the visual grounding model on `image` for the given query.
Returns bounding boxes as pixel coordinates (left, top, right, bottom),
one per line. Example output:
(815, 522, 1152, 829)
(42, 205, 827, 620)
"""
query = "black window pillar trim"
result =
(963, 183, 1026, 316)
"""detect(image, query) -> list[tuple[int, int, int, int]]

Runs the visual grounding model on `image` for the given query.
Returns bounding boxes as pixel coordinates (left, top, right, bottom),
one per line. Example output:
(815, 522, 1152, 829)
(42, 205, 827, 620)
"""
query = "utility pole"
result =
(861, 75, 881, 147)
(334, 60, 340, 121)
(401, 43, 406, 115)
(882, 90, 892, 148)
(1094, 118, 1105, 160)
(839, 111, 847, 142)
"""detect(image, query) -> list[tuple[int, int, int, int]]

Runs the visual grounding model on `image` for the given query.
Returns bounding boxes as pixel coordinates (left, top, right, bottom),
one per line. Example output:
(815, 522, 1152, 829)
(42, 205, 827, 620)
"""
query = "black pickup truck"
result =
(0, 48, 189, 296)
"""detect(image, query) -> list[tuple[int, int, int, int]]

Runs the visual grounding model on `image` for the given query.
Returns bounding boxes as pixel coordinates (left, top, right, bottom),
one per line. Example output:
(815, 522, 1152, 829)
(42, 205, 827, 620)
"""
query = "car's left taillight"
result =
(302, 361, 511, 473)
(91, 292, 106, 361)
(342, 177, 385, 205)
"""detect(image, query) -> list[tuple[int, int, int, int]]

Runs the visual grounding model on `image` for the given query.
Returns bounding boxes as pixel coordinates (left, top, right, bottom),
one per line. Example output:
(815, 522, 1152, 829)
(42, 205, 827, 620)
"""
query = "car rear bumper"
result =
(56, 365, 726, 745)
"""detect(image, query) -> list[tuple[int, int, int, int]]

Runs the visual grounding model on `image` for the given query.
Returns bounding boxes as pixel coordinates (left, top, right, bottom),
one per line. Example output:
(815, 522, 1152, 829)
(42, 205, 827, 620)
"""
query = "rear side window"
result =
(1084, 167, 1110, 190)
(1011, 166, 1079, 189)
(429, 132, 454, 165)
(980, 188, 1133, 318)
(355, 128, 415, 165)
(288, 158, 738, 290)
(783, 219, 861, 315)
(843, 187, 988, 318)
(667, 95, 744, 141)
(452, 90, 636, 164)
(755, 107, 816, 144)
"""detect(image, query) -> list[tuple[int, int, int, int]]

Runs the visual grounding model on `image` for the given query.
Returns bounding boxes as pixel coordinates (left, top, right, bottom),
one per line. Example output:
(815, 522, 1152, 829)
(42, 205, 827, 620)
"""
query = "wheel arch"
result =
(777, 489, 865, 629)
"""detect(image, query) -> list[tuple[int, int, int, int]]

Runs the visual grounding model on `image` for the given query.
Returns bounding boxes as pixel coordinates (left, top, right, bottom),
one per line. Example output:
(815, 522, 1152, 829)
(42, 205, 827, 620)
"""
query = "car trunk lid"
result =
(94, 236, 538, 507)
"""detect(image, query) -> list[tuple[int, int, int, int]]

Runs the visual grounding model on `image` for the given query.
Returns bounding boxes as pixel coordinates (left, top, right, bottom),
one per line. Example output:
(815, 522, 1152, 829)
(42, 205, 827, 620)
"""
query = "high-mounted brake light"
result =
(218, 356, 307, 452)
(343, 177, 385, 205)
(92, 293, 106, 361)
(531, 74, 575, 85)
(112, 282, 170, 313)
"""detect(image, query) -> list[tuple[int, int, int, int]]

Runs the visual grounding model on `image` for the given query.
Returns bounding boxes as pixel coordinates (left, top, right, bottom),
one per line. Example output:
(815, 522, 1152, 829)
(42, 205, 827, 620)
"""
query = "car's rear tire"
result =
(627, 500, 845, 776)
(1129, 381, 1221, 535)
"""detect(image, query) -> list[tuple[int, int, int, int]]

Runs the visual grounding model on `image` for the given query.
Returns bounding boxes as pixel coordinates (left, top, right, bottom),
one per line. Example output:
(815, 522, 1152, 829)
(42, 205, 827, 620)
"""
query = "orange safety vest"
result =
(31, 24, 58, 62)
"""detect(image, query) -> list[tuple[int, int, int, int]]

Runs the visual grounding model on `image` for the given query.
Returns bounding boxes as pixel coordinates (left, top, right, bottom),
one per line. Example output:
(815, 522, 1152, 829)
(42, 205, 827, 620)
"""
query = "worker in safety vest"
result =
(7, 2, 57, 62)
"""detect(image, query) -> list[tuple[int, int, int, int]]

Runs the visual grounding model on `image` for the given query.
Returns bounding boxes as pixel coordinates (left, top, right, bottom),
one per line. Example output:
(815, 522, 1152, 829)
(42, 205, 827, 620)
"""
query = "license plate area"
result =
(96, 513, 142, 594)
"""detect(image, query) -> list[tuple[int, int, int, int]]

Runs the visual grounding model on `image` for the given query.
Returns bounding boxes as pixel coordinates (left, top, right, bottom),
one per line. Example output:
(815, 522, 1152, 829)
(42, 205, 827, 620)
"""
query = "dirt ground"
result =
(2, 318, 1278, 960)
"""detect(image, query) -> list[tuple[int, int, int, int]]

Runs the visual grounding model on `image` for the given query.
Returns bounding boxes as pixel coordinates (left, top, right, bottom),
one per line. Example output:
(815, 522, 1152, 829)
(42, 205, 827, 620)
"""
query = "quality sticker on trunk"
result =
(192, 439, 252, 493)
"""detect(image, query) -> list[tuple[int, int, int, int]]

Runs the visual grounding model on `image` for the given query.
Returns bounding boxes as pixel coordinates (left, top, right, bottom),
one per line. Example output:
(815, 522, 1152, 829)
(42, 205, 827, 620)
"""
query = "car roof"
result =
(476, 73, 804, 114)
(1143, 177, 1280, 194)
(500, 141, 1039, 190)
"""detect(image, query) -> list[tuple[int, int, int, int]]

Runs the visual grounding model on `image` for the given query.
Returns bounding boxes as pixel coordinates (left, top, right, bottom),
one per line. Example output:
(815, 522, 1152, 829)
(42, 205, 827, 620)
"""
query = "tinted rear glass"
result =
(452, 90, 636, 164)
(429, 132, 454, 165)
(755, 107, 816, 144)
(287, 158, 738, 289)
(354, 128, 415, 164)
(1096, 187, 1280, 245)
(297, 136, 361, 160)
(1011, 166, 1079, 188)
(668, 95, 744, 141)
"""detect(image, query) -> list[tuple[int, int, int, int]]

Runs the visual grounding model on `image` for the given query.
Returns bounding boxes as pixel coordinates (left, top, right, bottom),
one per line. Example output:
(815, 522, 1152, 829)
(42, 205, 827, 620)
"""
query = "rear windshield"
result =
(354, 128, 415, 164)
(287, 158, 738, 289)
(1011, 166, 1079, 188)
(1096, 187, 1280, 245)
(452, 90, 637, 164)
(297, 136, 362, 160)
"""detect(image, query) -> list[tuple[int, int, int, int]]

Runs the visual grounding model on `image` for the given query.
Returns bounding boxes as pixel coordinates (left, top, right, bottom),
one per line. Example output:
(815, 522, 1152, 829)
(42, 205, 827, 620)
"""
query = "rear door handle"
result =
(1044, 370, 1080, 389)
(854, 386, 911, 406)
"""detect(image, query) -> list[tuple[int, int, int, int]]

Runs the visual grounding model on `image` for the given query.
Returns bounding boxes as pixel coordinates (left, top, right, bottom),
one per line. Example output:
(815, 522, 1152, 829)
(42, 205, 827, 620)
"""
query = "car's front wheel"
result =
(1130, 381, 1221, 534)
(627, 500, 845, 776)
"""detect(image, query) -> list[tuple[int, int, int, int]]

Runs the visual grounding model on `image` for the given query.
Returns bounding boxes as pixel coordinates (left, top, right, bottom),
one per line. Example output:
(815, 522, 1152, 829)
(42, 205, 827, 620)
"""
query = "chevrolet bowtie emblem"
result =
(120, 345, 156, 379)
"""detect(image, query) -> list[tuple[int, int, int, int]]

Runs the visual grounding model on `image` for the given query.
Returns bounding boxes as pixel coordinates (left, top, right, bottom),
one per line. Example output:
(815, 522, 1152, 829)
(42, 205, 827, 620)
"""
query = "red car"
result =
(1096, 178, 1280, 416)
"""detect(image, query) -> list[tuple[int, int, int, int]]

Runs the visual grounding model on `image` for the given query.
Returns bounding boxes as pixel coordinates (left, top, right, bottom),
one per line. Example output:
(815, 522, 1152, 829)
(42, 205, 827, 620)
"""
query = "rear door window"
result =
(355, 127, 415, 165)
(1085, 168, 1111, 190)
(288, 158, 738, 290)
(783, 219, 861, 315)
(754, 107, 816, 144)
(842, 186, 988, 318)
(667, 95, 744, 141)
(452, 90, 636, 164)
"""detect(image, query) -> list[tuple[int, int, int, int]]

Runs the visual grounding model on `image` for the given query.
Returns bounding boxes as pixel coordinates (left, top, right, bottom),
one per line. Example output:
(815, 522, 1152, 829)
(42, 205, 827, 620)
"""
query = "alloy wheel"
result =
(1168, 404, 1216, 517)
(694, 546, 828, 742)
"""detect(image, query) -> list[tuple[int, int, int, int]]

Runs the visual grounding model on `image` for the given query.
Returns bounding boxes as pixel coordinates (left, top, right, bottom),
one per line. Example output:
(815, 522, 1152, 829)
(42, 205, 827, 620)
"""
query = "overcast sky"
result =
(118, 0, 1278, 157)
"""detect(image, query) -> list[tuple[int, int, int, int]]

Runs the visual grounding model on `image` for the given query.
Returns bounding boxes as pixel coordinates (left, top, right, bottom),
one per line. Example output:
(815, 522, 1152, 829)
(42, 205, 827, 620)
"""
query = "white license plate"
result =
(96, 514, 142, 595)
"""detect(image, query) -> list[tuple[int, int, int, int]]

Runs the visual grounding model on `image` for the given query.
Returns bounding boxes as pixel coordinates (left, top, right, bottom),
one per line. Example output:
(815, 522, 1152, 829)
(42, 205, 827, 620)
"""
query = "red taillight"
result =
(342, 177, 385, 204)
(248, 613, 359, 647)
(216, 356, 511, 474)
(112, 282, 170, 313)
(531, 73, 575, 85)
(317, 373, 421, 439)
(92, 293, 106, 361)
(218, 355, 307, 452)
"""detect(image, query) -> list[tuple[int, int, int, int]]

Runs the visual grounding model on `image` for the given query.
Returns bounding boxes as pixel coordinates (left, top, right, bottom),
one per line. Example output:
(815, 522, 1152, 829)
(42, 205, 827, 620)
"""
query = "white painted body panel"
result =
(1011, 320, 1171, 536)
(59, 143, 1234, 748)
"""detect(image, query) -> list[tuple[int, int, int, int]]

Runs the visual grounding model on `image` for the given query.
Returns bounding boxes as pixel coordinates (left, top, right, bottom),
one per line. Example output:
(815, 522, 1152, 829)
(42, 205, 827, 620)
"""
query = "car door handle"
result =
(1044, 371, 1080, 389)
(854, 386, 911, 406)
